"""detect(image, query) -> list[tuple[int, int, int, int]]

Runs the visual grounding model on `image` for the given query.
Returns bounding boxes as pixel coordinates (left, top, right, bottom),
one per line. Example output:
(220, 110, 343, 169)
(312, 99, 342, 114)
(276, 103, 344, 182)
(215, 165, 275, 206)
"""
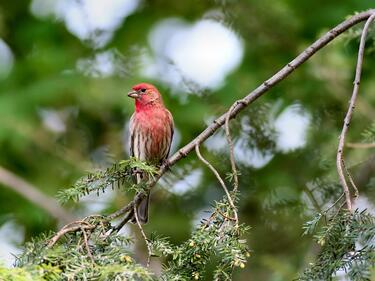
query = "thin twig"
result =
(323, 193, 345, 214)
(303, 186, 323, 213)
(133, 205, 152, 267)
(48, 221, 95, 247)
(225, 103, 240, 192)
(81, 227, 94, 263)
(336, 13, 375, 212)
(195, 144, 238, 225)
(342, 160, 359, 198)
(347, 142, 375, 149)
(216, 209, 236, 221)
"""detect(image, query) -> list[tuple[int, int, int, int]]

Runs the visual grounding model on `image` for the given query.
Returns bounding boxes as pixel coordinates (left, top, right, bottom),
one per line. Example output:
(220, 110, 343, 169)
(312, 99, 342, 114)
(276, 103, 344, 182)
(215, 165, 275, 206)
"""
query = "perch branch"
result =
(107, 9, 375, 222)
(336, 13, 375, 212)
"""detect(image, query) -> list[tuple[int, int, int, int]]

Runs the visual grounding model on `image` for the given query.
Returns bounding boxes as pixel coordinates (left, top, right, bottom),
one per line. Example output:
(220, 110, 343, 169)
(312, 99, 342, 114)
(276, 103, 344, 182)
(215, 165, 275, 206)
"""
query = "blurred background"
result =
(0, 0, 374, 280)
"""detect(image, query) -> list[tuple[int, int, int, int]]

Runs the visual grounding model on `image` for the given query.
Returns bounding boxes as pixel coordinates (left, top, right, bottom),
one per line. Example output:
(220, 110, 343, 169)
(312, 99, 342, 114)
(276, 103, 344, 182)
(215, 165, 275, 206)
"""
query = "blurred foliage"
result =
(0, 0, 375, 280)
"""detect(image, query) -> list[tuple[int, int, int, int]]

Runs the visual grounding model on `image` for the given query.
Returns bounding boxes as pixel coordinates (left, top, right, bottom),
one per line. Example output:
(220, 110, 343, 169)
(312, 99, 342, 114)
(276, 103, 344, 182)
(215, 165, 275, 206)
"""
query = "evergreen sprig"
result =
(12, 216, 154, 281)
(3, 193, 249, 281)
(57, 158, 157, 203)
(150, 194, 250, 281)
(299, 209, 375, 281)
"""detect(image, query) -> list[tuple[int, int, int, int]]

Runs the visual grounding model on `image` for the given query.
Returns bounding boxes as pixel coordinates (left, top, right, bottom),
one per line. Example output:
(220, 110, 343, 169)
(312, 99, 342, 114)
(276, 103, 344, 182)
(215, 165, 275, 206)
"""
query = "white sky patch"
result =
(204, 129, 274, 169)
(76, 50, 125, 78)
(0, 221, 24, 266)
(191, 207, 213, 228)
(38, 109, 67, 133)
(353, 196, 375, 216)
(30, 0, 139, 48)
(0, 39, 14, 80)
(79, 187, 116, 216)
(274, 104, 310, 152)
(169, 169, 202, 195)
(38, 107, 78, 134)
(234, 137, 274, 168)
(144, 16, 244, 93)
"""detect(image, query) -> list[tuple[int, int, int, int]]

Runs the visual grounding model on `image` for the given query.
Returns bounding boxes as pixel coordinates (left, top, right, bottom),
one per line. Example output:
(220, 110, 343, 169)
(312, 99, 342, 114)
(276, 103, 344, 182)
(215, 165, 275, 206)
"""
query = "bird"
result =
(127, 82, 174, 223)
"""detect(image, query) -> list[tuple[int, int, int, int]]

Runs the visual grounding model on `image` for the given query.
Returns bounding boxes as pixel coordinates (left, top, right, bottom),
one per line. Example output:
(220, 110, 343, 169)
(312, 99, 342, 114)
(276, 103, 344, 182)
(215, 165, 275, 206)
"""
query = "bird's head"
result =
(128, 83, 163, 111)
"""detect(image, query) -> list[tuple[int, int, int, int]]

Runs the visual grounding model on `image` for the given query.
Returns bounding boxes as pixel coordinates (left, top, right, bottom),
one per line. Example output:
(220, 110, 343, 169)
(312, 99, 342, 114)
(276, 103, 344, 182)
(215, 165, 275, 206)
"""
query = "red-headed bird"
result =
(127, 83, 174, 223)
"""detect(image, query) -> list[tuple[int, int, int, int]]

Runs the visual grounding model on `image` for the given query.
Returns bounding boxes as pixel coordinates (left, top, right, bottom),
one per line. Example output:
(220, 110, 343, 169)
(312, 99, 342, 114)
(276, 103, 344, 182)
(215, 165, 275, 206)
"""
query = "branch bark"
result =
(107, 9, 375, 221)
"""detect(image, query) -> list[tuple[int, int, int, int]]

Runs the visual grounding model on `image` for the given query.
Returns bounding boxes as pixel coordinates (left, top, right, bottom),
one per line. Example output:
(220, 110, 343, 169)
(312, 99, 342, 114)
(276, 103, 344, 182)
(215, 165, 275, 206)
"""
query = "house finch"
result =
(127, 83, 174, 223)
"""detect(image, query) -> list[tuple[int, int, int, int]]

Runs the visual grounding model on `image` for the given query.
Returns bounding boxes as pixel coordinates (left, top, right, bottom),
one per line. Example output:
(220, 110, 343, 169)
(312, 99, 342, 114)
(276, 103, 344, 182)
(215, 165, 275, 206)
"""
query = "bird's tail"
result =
(130, 171, 150, 224)
(132, 191, 150, 224)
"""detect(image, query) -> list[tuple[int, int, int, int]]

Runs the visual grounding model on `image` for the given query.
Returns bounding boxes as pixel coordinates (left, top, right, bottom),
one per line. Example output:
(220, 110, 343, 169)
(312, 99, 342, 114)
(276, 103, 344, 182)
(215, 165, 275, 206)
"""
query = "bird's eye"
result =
(141, 88, 146, 93)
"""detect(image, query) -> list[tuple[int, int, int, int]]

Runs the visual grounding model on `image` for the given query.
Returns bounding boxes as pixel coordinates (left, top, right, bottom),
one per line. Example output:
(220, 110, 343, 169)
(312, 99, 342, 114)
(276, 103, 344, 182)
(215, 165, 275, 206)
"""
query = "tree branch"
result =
(0, 166, 74, 223)
(107, 9, 375, 222)
(336, 13, 375, 212)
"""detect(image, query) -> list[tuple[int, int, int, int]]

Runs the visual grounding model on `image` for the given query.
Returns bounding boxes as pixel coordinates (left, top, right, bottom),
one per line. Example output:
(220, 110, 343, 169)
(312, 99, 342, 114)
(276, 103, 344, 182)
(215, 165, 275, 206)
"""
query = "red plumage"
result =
(128, 83, 174, 223)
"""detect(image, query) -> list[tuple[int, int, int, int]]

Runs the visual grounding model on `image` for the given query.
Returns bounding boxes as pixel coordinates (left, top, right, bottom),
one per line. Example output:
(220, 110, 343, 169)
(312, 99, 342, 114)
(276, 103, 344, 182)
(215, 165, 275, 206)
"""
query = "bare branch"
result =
(48, 220, 95, 247)
(195, 144, 238, 225)
(336, 13, 375, 212)
(225, 103, 240, 192)
(0, 166, 74, 223)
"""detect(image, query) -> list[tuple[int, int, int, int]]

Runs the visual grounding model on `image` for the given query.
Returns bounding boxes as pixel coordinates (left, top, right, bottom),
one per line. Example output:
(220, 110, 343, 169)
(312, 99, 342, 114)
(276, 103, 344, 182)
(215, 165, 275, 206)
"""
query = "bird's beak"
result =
(127, 90, 140, 99)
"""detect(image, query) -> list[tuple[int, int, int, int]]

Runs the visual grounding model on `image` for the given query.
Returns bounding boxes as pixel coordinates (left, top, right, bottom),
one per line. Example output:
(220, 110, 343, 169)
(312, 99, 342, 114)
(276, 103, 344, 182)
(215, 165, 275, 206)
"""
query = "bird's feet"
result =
(161, 159, 171, 168)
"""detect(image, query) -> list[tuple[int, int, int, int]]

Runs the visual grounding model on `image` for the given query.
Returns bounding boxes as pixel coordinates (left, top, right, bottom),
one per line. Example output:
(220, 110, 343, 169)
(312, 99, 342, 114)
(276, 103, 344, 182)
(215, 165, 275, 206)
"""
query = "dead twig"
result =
(81, 227, 94, 263)
(336, 13, 375, 212)
(342, 160, 359, 198)
(323, 193, 345, 214)
(195, 144, 238, 225)
(48, 220, 95, 247)
(225, 103, 241, 192)
(48, 215, 103, 247)
(133, 205, 152, 267)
